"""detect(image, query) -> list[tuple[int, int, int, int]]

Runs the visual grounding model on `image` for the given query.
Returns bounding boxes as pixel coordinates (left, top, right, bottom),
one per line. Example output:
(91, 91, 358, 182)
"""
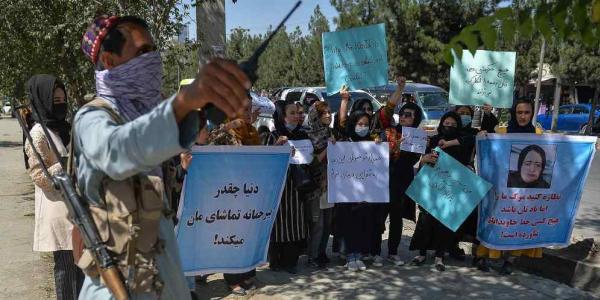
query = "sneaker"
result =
(387, 255, 406, 266)
(411, 255, 426, 266)
(356, 259, 367, 270)
(346, 260, 359, 271)
(372, 255, 384, 267)
(228, 285, 247, 296)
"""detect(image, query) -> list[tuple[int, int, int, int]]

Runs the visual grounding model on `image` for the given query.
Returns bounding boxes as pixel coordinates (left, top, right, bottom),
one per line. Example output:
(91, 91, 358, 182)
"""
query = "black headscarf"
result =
(345, 111, 371, 141)
(272, 100, 308, 140)
(518, 145, 546, 174)
(507, 144, 550, 188)
(436, 111, 462, 140)
(397, 102, 423, 129)
(507, 98, 536, 134)
(27, 74, 71, 145)
(350, 98, 373, 115)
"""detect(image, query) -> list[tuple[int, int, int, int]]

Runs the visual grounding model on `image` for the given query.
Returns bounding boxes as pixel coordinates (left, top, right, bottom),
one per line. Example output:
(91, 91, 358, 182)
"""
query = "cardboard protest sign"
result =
(477, 134, 597, 249)
(449, 50, 516, 108)
(322, 23, 388, 95)
(251, 94, 275, 115)
(406, 147, 493, 232)
(400, 127, 428, 154)
(327, 141, 389, 203)
(287, 139, 314, 164)
(176, 146, 290, 275)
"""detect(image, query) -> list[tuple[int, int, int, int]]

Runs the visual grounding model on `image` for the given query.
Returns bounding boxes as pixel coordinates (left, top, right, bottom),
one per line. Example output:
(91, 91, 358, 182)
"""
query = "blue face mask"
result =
(285, 123, 297, 131)
(355, 125, 369, 137)
(460, 115, 472, 127)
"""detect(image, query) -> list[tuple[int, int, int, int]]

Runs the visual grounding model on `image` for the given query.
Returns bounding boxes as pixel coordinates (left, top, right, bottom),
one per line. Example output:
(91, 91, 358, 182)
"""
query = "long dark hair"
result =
(345, 111, 371, 141)
(437, 111, 462, 134)
(272, 100, 307, 139)
(399, 102, 423, 128)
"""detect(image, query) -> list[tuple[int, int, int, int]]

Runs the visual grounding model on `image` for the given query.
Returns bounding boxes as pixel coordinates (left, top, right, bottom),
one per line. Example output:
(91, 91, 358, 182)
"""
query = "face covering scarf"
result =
(355, 125, 369, 137)
(95, 51, 164, 122)
(460, 115, 472, 127)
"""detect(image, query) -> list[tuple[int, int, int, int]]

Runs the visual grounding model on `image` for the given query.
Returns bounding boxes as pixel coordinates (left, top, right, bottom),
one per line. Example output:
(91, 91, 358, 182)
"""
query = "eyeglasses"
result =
(400, 112, 413, 118)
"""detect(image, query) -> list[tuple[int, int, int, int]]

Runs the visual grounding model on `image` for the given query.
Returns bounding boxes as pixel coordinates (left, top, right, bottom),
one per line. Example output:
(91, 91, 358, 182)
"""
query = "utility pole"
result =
(196, 0, 226, 68)
(532, 38, 546, 122)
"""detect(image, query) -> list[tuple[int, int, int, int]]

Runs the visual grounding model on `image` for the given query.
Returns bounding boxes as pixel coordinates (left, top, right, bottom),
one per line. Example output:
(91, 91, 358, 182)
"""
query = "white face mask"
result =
(355, 125, 369, 137)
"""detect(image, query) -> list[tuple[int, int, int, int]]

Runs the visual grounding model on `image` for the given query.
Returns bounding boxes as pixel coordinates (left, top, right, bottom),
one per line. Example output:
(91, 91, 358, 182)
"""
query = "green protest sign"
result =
(449, 50, 516, 108)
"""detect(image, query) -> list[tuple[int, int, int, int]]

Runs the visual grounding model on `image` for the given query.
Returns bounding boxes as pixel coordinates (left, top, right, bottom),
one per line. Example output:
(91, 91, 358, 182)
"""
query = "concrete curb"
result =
(517, 239, 600, 295)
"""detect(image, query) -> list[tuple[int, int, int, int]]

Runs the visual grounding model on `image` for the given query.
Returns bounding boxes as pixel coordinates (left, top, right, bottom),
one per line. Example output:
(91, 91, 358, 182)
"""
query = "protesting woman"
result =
(205, 106, 261, 294)
(476, 98, 543, 274)
(306, 101, 335, 268)
(24, 75, 84, 299)
(371, 76, 423, 266)
(336, 87, 381, 271)
(266, 100, 311, 274)
(409, 112, 466, 272)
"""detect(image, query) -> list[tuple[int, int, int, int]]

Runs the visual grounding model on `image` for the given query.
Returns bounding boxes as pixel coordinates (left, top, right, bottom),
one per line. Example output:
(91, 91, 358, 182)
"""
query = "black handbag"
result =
(290, 164, 317, 194)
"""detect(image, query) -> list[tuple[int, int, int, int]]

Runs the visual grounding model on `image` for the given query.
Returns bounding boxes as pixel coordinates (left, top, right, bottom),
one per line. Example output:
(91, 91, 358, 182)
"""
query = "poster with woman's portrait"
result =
(476, 134, 596, 250)
(506, 144, 557, 189)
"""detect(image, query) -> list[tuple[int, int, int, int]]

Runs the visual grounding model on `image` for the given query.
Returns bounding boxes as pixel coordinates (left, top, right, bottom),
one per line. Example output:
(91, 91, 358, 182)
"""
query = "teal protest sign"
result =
(449, 50, 516, 108)
(322, 23, 388, 95)
(406, 147, 493, 232)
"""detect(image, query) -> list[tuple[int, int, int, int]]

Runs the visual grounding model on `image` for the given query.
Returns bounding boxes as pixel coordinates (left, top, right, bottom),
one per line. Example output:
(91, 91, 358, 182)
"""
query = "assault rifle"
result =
(13, 98, 129, 300)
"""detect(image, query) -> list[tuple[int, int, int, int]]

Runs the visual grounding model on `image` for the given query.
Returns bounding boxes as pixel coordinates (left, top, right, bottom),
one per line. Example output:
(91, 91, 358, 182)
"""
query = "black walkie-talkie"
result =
(204, 0, 302, 125)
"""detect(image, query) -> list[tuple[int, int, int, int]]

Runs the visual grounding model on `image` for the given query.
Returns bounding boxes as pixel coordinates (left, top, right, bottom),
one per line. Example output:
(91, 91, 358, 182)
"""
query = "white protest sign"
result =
(400, 127, 428, 154)
(327, 141, 389, 203)
(287, 139, 314, 165)
(251, 94, 275, 115)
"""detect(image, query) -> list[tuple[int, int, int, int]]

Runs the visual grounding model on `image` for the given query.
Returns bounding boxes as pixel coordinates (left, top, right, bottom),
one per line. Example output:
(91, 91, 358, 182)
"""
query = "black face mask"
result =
(441, 126, 458, 137)
(52, 103, 68, 121)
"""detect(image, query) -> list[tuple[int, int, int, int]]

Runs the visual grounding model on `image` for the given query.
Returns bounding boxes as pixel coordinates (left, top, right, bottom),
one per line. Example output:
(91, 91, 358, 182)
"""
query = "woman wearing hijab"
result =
(23, 74, 84, 300)
(507, 145, 550, 188)
(476, 98, 543, 274)
(201, 106, 261, 295)
(375, 78, 424, 266)
(409, 111, 466, 272)
(266, 100, 311, 274)
(368, 76, 422, 267)
(442, 105, 493, 262)
(335, 87, 382, 271)
(306, 101, 335, 268)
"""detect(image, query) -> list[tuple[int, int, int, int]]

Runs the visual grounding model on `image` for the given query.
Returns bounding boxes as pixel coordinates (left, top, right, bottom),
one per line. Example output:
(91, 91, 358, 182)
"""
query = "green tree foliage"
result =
(329, 0, 499, 87)
(443, 0, 600, 66)
(0, 0, 195, 105)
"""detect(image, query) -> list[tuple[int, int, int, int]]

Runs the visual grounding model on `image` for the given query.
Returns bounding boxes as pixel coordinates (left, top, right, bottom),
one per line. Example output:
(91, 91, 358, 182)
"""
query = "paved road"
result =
(0, 117, 53, 299)
(196, 223, 599, 299)
(0, 116, 598, 300)
(573, 150, 600, 241)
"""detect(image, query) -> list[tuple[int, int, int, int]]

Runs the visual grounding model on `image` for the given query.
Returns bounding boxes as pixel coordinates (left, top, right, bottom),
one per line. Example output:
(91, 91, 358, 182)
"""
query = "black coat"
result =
(389, 151, 420, 221)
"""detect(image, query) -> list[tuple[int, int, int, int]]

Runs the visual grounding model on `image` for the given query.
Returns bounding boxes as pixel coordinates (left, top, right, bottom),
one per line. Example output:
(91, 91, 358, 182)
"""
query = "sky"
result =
(181, 0, 339, 40)
(180, 0, 511, 40)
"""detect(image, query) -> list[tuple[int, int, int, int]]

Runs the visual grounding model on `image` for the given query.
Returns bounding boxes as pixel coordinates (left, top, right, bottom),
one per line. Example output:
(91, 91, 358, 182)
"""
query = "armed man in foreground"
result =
(76, 15, 250, 299)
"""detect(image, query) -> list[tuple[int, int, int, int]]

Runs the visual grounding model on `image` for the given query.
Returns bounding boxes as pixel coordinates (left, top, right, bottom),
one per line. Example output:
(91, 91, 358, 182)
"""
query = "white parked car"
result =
(2, 102, 13, 117)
